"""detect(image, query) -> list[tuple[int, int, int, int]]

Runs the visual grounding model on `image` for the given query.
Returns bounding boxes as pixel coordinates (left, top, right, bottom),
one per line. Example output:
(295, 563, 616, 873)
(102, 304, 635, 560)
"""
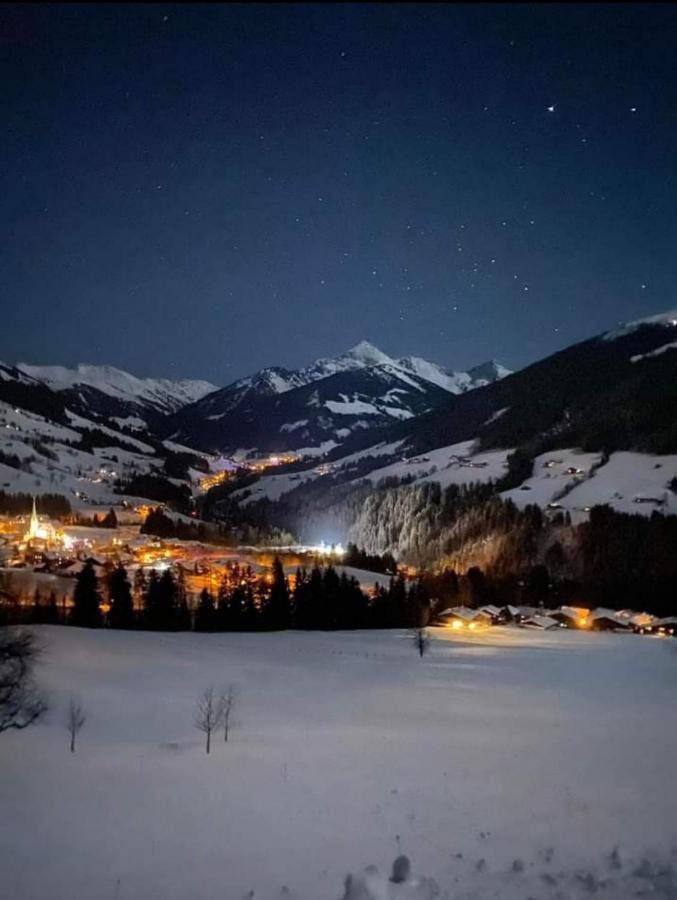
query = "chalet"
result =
(501, 604, 522, 622)
(589, 609, 631, 632)
(548, 609, 580, 629)
(435, 606, 492, 629)
(653, 617, 677, 636)
(478, 604, 503, 623)
(521, 615, 560, 630)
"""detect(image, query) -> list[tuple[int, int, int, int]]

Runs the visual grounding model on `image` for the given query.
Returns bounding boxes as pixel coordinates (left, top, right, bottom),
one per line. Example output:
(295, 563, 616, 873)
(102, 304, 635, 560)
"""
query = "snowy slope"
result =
(0, 400, 163, 504)
(559, 451, 677, 519)
(501, 449, 604, 510)
(1, 627, 675, 899)
(357, 440, 511, 488)
(17, 362, 217, 414)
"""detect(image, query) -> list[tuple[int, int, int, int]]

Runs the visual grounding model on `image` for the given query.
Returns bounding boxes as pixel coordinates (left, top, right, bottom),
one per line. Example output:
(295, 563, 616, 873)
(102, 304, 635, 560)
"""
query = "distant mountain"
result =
(169, 342, 510, 454)
(398, 356, 511, 394)
(16, 363, 217, 416)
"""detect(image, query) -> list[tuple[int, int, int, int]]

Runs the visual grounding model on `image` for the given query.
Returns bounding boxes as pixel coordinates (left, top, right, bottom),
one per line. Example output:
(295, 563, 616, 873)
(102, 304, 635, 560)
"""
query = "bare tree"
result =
(411, 626, 431, 658)
(0, 628, 47, 734)
(66, 696, 86, 753)
(220, 685, 236, 742)
(194, 686, 224, 754)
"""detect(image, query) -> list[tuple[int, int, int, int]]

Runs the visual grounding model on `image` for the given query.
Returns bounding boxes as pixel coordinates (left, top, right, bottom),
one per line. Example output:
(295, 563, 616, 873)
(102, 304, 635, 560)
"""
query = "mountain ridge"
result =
(168, 342, 511, 454)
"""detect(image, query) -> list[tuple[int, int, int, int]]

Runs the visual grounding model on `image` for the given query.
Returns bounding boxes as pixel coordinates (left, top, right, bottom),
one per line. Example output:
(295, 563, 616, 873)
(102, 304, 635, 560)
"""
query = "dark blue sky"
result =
(2, 4, 676, 384)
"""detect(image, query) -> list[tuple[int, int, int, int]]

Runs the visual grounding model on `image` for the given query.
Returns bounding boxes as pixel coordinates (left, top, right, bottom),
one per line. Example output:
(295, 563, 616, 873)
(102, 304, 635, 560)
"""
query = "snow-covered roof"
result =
(522, 615, 560, 630)
(479, 604, 502, 616)
(437, 606, 480, 622)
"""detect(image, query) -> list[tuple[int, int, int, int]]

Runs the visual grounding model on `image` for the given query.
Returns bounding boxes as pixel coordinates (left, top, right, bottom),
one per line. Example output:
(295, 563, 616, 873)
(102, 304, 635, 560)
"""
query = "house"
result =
(589, 609, 631, 632)
(435, 606, 492, 630)
(654, 617, 677, 636)
(521, 615, 560, 630)
(500, 604, 522, 622)
(478, 604, 503, 623)
(548, 609, 580, 629)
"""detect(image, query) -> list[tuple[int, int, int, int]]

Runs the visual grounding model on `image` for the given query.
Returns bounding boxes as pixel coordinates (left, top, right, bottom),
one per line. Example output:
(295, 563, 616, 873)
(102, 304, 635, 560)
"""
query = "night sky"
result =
(2, 4, 677, 384)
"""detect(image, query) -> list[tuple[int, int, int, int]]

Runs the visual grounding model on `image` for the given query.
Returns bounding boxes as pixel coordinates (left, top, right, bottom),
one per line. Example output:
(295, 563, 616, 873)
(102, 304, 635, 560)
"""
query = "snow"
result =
(325, 398, 380, 415)
(630, 340, 677, 363)
(483, 406, 509, 426)
(558, 451, 677, 519)
(501, 449, 603, 509)
(290, 440, 339, 458)
(332, 440, 407, 469)
(1, 626, 676, 899)
(162, 439, 211, 458)
(109, 415, 148, 431)
(602, 308, 677, 341)
(231, 471, 318, 505)
(343, 340, 396, 368)
(65, 411, 157, 453)
(16, 362, 217, 412)
(381, 406, 415, 420)
(358, 441, 511, 488)
(397, 356, 471, 393)
(500, 449, 677, 520)
(0, 401, 81, 443)
(0, 401, 168, 506)
(280, 419, 309, 432)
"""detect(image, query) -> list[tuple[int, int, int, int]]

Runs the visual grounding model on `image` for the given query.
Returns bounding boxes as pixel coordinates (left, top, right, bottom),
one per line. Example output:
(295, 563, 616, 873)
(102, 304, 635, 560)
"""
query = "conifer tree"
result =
(71, 560, 102, 628)
(143, 569, 159, 629)
(108, 564, 135, 629)
(175, 567, 191, 630)
(102, 508, 118, 529)
(262, 557, 291, 630)
(195, 588, 216, 632)
(45, 590, 59, 625)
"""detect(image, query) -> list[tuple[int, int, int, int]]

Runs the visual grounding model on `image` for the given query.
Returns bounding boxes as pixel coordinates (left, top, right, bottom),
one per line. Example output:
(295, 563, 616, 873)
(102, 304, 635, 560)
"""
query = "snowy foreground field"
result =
(1, 627, 677, 899)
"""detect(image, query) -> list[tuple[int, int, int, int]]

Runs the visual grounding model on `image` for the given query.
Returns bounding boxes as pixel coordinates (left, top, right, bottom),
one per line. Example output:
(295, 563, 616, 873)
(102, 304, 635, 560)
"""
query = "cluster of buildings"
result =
(435, 604, 677, 636)
(0, 499, 75, 563)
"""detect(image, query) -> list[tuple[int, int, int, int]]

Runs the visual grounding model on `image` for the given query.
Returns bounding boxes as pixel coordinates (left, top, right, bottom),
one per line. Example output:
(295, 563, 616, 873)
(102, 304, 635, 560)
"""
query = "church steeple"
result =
(28, 497, 40, 539)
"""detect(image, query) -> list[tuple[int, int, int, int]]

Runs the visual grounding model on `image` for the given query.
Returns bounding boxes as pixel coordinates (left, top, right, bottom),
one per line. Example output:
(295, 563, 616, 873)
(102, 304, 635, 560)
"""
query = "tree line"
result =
(3, 557, 435, 633)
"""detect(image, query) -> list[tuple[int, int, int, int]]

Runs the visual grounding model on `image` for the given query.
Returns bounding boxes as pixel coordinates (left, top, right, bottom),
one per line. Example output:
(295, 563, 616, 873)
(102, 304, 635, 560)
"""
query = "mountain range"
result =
(167, 342, 511, 454)
(2, 309, 677, 529)
(1, 345, 510, 457)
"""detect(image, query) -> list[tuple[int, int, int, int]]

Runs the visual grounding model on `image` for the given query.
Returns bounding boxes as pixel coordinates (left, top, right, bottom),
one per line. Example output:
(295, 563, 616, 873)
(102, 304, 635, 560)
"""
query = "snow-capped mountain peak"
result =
(342, 341, 396, 368)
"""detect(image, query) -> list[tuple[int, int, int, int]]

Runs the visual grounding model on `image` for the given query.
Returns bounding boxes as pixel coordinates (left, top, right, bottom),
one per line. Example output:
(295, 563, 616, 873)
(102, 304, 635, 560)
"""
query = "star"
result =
(630, 107, 637, 113)
(547, 105, 555, 113)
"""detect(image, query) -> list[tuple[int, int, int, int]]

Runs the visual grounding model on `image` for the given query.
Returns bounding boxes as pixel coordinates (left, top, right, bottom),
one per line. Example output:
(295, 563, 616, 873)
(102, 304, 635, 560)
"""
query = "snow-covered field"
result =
(357, 440, 511, 489)
(560, 451, 677, 518)
(1, 627, 676, 899)
(501, 449, 603, 510)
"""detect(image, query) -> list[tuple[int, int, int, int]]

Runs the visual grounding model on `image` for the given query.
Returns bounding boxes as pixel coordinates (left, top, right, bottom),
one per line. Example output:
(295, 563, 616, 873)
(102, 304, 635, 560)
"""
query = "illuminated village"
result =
(1, 493, 674, 637)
